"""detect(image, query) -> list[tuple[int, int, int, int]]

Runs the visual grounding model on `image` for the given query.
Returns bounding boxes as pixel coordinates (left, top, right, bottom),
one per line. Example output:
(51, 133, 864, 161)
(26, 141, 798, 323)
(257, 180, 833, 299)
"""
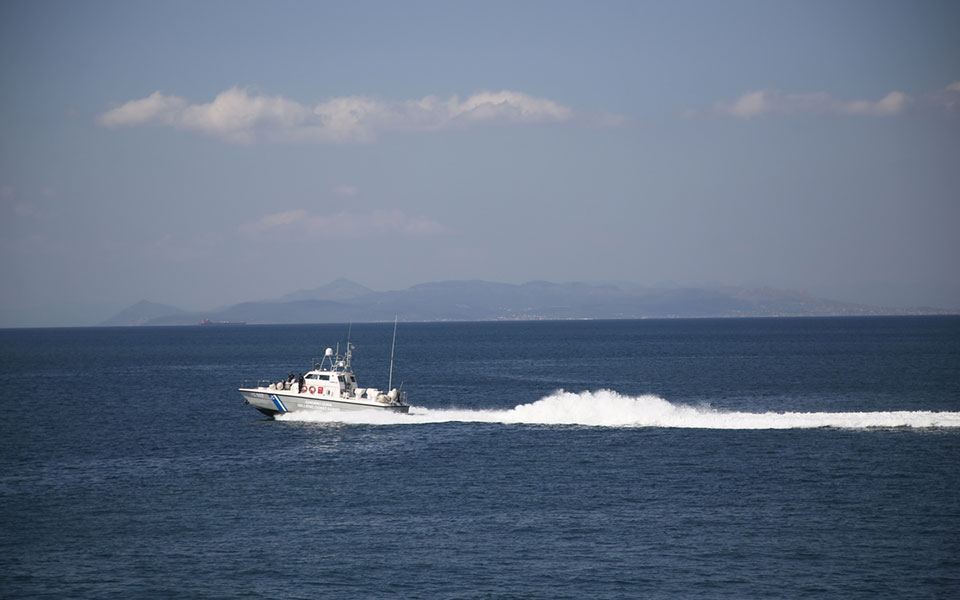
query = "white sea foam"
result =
(275, 389, 960, 429)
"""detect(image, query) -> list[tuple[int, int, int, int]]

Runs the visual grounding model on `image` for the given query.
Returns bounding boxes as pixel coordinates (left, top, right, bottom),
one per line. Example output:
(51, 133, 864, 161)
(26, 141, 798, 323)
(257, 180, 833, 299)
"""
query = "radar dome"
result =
(325, 348, 334, 357)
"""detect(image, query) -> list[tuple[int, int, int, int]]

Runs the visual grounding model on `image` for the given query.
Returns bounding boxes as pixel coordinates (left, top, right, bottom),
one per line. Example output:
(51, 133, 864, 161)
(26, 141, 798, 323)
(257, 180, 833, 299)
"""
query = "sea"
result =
(1, 316, 959, 599)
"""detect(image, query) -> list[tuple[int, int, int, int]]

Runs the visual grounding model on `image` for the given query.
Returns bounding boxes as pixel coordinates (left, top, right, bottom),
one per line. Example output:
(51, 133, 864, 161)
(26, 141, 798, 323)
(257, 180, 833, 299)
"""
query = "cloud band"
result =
(240, 209, 448, 238)
(99, 87, 575, 143)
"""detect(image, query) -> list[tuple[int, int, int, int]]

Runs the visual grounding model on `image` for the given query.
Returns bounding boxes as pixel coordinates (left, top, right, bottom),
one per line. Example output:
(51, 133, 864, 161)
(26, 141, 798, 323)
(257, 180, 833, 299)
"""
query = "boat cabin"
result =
(302, 369, 357, 397)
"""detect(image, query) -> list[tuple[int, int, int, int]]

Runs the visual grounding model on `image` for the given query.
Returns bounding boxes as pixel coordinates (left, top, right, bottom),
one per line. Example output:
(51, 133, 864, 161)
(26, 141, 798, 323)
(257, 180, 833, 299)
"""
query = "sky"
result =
(1, 0, 958, 326)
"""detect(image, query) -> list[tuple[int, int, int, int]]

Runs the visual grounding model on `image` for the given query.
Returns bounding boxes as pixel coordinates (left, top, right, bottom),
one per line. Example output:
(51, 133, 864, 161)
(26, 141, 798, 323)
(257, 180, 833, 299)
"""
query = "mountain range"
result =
(99, 278, 950, 326)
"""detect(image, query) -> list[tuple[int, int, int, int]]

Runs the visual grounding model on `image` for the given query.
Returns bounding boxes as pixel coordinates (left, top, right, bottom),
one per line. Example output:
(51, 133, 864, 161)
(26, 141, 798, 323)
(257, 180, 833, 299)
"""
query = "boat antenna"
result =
(388, 316, 398, 391)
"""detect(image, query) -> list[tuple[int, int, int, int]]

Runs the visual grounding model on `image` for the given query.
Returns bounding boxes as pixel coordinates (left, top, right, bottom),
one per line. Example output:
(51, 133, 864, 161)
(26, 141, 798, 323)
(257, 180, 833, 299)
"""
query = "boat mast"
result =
(388, 316, 397, 391)
(345, 322, 353, 371)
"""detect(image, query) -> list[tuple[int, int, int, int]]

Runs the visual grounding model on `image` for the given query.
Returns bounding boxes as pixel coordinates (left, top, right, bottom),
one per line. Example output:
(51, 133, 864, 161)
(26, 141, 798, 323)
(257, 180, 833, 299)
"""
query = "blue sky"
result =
(1, 0, 958, 326)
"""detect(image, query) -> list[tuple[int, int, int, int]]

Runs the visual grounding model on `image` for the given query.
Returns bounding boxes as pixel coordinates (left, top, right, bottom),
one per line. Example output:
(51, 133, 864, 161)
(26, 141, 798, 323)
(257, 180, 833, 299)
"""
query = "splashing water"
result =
(275, 389, 960, 429)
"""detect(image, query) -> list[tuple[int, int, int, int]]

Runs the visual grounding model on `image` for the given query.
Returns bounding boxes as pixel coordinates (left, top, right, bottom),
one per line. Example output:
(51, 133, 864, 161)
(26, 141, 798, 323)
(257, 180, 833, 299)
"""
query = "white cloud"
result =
(241, 209, 448, 237)
(447, 90, 572, 123)
(333, 184, 358, 197)
(840, 91, 909, 116)
(725, 90, 774, 119)
(12, 203, 39, 217)
(98, 91, 188, 128)
(716, 88, 911, 119)
(873, 91, 909, 116)
(939, 81, 960, 110)
(99, 87, 579, 143)
(179, 87, 311, 143)
(246, 209, 308, 230)
(3, 186, 57, 219)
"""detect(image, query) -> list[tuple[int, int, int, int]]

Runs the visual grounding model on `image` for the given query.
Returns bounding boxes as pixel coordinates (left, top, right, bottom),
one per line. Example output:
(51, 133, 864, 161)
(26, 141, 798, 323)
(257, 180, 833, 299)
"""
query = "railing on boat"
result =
(240, 379, 286, 390)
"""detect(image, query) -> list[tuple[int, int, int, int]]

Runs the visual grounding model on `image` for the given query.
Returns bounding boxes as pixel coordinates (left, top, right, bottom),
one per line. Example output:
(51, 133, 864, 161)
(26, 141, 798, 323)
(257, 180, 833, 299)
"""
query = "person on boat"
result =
(297, 374, 304, 393)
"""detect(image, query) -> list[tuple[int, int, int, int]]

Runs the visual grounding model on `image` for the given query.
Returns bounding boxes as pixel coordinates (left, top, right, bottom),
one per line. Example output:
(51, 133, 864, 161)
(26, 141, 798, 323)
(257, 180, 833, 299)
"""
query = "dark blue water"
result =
(2, 317, 959, 598)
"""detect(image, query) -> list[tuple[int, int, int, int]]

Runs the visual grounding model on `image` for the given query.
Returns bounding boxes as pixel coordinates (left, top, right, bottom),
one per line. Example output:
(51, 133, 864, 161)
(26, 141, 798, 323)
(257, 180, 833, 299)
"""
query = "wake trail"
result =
(275, 389, 960, 429)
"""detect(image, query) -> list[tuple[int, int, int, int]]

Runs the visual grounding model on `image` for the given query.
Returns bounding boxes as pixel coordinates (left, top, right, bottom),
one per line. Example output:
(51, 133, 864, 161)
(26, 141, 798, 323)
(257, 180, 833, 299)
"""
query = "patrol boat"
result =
(239, 342, 409, 416)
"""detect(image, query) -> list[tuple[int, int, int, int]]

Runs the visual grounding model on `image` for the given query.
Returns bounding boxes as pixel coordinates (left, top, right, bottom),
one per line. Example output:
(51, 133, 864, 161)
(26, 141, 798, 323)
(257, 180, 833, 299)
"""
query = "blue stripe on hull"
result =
(270, 394, 288, 412)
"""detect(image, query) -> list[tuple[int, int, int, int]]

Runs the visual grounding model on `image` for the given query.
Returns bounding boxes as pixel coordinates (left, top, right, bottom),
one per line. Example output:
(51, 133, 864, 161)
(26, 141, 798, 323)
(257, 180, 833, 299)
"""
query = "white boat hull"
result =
(239, 388, 410, 416)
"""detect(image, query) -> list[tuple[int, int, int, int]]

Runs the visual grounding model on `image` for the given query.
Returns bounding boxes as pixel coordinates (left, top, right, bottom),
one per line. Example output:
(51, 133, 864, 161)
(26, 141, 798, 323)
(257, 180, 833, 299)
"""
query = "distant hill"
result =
(100, 279, 951, 326)
(279, 278, 374, 302)
(99, 300, 188, 326)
